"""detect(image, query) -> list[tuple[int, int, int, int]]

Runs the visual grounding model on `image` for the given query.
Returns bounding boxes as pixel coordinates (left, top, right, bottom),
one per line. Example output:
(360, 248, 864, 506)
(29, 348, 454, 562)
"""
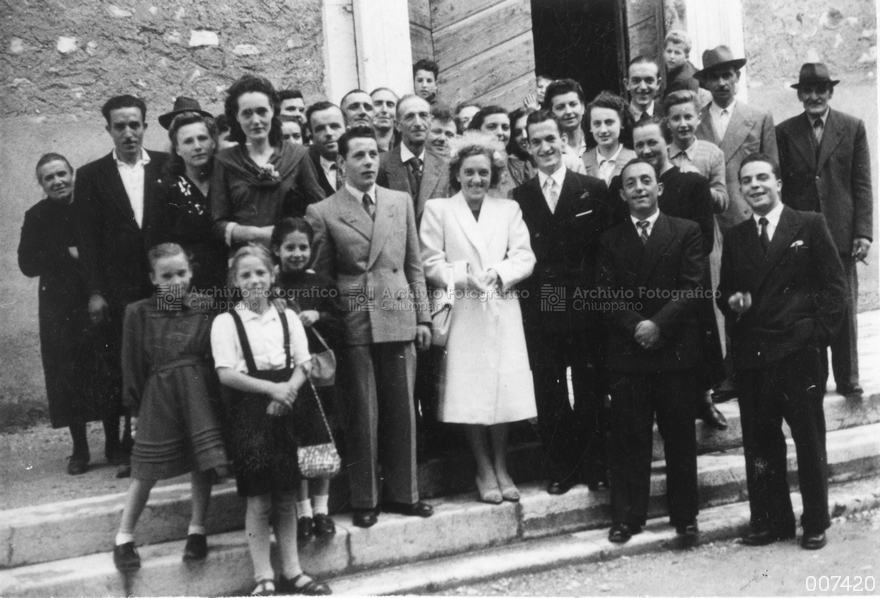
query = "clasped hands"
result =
(634, 320, 660, 350)
(266, 382, 298, 417)
(466, 266, 501, 293)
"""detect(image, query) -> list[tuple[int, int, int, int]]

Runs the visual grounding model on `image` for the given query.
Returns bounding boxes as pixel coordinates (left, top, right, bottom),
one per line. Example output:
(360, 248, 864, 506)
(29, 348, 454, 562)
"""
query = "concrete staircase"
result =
(2, 312, 880, 596)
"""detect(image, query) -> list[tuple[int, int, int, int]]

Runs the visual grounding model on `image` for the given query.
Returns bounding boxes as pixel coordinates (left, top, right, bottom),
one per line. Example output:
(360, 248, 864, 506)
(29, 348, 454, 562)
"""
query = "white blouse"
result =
(211, 304, 311, 374)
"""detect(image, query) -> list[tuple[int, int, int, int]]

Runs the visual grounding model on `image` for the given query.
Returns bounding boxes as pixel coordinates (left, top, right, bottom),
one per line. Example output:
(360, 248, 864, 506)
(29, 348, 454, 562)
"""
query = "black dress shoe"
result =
(113, 542, 141, 572)
(352, 508, 378, 528)
(547, 476, 578, 495)
(608, 523, 641, 543)
(383, 501, 434, 517)
(182, 533, 208, 561)
(675, 521, 699, 537)
(801, 532, 827, 550)
(313, 513, 336, 536)
(298, 516, 314, 541)
(838, 384, 864, 398)
(700, 400, 729, 431)
(741, 528, 795, 546)
(67, 454, 90, 475)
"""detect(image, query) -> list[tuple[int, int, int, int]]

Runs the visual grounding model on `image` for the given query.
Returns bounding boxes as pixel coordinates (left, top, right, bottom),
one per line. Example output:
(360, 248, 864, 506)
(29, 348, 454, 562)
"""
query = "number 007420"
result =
(805, 576, 876, 592)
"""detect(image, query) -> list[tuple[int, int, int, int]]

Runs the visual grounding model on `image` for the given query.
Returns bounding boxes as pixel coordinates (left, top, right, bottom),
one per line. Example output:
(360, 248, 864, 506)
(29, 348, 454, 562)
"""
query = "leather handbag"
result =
(297, 380, 341, 479)
(308, 327, 336, 388)
(431, 265, 455, 347)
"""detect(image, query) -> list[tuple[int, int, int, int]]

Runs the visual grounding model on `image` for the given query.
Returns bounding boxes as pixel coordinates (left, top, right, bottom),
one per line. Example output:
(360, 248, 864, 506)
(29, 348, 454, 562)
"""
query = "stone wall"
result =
(1, 0, 326, 118)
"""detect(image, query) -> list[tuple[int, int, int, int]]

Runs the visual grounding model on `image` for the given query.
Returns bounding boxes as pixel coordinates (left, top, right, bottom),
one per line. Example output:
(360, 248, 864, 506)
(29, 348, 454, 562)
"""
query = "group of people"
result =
(17, 25, 873, 595)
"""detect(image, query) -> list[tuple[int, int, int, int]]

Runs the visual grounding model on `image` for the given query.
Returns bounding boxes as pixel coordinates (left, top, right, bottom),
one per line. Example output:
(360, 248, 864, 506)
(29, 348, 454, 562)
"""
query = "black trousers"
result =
(608, 370, 698, 527)
(823, 256, 859, 389)
(525, 328, 605, 484)
(737, 345, 830, 535)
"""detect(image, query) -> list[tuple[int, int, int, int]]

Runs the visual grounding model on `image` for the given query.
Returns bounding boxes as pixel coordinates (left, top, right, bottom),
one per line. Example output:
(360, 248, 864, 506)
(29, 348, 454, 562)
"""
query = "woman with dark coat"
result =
(18, 153, 120, 475)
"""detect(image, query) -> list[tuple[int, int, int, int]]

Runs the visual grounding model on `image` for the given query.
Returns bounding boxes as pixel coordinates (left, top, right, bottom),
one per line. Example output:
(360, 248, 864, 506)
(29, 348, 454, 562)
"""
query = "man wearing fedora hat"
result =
(158, 96, 213, 130)
(776, 63, 873, 399)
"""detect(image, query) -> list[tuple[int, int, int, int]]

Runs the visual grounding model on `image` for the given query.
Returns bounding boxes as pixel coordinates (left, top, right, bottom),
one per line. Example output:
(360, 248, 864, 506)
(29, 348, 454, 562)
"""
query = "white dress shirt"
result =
(211, 305, 311, 374)
(752, 201, 784, 242)
(320, 155, 338, 190)
(629, 101, 655, 122)
(113, 149, 150, 227)
(537, 164, 567, 213)
(709, 99, 736, 141)
(346, 182, 377, 208)
(630, 209, 661, 238)
(400, 143, 426, 167)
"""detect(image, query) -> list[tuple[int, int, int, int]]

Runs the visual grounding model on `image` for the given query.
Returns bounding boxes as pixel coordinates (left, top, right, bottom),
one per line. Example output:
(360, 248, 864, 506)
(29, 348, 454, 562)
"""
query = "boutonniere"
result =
(579, 190, 591, 200)
(177, 177, 192, 196)
(256, 164, 280, 182)
(790, 240, 805, 250)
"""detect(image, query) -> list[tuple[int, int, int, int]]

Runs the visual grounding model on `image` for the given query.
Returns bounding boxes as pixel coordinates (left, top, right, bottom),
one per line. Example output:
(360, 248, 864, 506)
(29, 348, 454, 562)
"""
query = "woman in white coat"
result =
(419, 133, 537, 504)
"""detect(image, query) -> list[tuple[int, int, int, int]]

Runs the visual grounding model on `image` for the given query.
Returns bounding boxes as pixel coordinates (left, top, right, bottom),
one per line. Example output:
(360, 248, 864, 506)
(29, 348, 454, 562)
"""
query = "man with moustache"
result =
(75, 95, 169, 477)
(718, 153, 845, 550)
(306, 126, 433, 528)
(306, 101, 347, 196)
(598, 158, 705, 543)
(340, 89, 375, 128)
(776, 64, 873, 398)
(625, 57, 663, 123)
(512, 110, 613, 493)
(371, 87, 399, 152)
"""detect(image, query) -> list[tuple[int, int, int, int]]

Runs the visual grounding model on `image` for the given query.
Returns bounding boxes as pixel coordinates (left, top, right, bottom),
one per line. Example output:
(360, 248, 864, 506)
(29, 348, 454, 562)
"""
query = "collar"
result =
(234, 302, 280, 322)
(710, 99, 737, 118)
(537, 163, 567, 189)
(669, 139, 696, 161)
(630, 209, 660, 228)
(753, 200, 784, 228)
(630, 101, 654, 120)
(319, 155, 337, 171)
(346, 182, 376, 203)
(112, 148, 149, 167)
(597, 144, 624, 164)
(400, 143, 425, 163)
(808, 108, 830, 125)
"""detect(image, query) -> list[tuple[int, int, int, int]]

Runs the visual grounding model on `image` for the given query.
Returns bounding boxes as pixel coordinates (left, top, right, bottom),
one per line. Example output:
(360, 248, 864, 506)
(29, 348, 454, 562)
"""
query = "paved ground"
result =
(437, 509, 880, 597)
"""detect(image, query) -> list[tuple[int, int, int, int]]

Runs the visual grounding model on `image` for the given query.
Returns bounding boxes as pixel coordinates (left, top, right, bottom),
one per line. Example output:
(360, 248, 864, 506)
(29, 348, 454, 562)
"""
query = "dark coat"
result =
(597, 213, 706, 373)
(309, 144, 337, 197)
(376, 145, 450, 224)
(776, 108, 874, 252)
(717, 206, 846, 370)
(511, 168, 614, 331)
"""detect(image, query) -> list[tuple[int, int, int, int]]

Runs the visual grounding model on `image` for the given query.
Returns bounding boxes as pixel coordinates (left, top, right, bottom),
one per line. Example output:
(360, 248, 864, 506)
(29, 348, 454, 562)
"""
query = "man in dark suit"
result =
(512, 110, 613, 493)
(776, 63, 873, 398)
(717, 153, 846, 550)
(625, 56, 664, 123)
(75, 94, 169, 477)
(306, 101, 346, 197)
(598, 158, 705, 543)
(306, 126, 433, 528)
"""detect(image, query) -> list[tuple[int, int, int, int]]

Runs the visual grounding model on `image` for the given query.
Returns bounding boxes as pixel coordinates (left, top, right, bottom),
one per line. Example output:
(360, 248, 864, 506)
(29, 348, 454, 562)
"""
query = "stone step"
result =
(1, 390, 876, 570)
(1, 422, 878, 597)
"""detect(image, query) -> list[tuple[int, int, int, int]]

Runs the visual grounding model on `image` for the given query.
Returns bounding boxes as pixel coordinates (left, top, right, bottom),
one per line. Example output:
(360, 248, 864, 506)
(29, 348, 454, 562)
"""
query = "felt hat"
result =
(158, 96, 213, 129)
(694, 45, 748, 79)
(790, 63, 840, 89)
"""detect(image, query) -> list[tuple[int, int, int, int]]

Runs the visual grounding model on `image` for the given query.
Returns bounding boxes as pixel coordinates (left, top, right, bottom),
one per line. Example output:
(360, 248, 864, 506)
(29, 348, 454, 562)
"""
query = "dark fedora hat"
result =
(158, 96, 213, 129)
(694, 45, 748, 79)
(790, 63, 840, 89)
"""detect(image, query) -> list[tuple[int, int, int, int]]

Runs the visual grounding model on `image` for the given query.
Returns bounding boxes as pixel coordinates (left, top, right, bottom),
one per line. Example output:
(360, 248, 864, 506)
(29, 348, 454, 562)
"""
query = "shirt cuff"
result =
(225, 222, 237, 247)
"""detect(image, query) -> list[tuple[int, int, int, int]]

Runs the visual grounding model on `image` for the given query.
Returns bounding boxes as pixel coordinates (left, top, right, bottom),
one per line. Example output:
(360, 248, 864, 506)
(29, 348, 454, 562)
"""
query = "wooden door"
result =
(622, 0, 666, 67)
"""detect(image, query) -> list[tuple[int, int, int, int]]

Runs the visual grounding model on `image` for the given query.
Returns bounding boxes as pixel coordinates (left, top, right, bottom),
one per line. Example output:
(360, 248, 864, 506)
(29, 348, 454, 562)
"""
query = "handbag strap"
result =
(306, 379, 335, 445)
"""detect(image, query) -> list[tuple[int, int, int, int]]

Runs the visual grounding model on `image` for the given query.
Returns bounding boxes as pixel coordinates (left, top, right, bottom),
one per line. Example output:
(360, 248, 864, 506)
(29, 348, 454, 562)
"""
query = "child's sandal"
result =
(251, 579, 275, 596)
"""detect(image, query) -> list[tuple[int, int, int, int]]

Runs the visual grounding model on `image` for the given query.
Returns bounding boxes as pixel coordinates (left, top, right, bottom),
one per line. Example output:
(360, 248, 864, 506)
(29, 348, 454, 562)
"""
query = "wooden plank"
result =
(626, 0, 659, 29)
(410, 23, 434, 62)
(433, 0, 532, 71)
(628, 17, 661, 62)
(408, 0, 432, 30)
(440, 32, 534, 105)
(430, 0, 504, 32)
(470, 72, 533, 111)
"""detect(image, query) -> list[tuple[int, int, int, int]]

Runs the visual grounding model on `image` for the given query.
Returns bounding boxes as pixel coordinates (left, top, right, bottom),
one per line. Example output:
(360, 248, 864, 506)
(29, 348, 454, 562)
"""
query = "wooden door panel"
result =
(433, 0, 532, 70)
(442, 32, 534, 103)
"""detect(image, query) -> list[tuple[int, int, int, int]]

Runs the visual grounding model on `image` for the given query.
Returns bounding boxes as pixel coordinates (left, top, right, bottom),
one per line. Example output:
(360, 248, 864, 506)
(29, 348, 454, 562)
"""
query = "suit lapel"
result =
(754, 207, 802, 292)
(638, 213, 674, 284)
(554, 170, 581, 219)
(720, 105, 753, 158)
(141, 151, 162, 233)
(697, 106, 718, 145)
(389, 148, 413, 196)
(816, 109, 845, 173)
(451, 192, 492, 269)
(789, 112, 819, 167)
(367, 187, 397, 269)
(338, 188, 374, 242)
(101, 153, 136, 225)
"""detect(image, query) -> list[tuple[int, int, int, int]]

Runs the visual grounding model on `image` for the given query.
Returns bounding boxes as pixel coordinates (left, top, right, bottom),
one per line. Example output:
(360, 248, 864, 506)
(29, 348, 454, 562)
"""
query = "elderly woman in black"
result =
(18, 153, 119, 475)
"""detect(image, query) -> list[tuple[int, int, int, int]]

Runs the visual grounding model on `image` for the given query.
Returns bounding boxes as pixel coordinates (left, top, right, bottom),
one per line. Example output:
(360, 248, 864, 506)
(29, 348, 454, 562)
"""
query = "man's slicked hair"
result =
(306, 101, 345, 131)
(543, 78, 585, 110)
(101, 95, 147, 124)
(739, 152, 781, 180)
(337, 125, 378, 158)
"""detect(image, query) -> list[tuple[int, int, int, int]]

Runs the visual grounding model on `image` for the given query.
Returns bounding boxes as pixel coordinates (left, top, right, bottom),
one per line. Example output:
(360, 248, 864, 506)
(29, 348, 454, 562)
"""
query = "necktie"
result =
(637, 220, 650, 245)
(362, 193, 375, 220)
(407, 157, 422, 196)
(813, 118, 824, 146)
(330, 164, 343, 190)
(543, 177, 559, 213)
(759, 217, 770, 253)
(718, 109, 730, 140)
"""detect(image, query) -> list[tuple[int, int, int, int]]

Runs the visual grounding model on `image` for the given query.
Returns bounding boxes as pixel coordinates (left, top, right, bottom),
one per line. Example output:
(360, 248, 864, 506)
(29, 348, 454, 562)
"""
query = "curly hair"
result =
(448, 131, 507, 192)
(586, 90, 634, 149)
(164, 112, 219, 179)
(223, 75, 283, 147)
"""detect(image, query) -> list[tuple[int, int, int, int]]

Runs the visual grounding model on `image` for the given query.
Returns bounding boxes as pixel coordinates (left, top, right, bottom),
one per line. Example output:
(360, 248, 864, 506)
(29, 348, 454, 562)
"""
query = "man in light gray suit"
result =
(306, 126, 434, 528)
(695, 45, 779, 401)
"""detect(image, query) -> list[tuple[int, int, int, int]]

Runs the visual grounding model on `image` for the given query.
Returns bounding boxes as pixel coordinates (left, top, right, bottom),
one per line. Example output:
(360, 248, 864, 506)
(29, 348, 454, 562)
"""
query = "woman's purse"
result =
(297, 380, 342, 479)
(307, 327, 336, 388)
(431, 264, 456, 347)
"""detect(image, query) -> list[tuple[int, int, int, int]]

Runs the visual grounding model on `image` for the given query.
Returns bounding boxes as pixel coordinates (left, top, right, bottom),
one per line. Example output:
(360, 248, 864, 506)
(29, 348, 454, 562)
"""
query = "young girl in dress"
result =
(113, 243, 229, 572)
(211, 244, 331, 596)
(271, 218, 343, 541)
